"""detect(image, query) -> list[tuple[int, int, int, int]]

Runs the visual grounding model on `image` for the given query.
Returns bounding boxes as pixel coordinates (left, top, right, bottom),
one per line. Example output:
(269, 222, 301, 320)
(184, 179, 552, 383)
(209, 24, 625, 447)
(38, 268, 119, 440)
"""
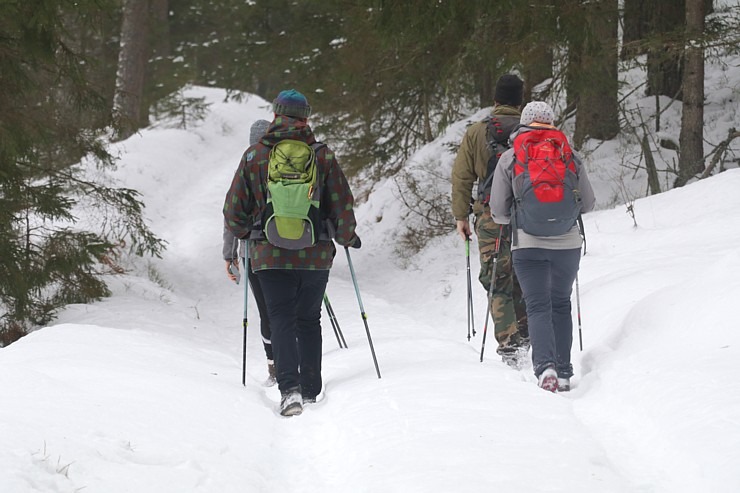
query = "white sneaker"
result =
(279, 389, 302, 417)
(537, 368, 558, 392)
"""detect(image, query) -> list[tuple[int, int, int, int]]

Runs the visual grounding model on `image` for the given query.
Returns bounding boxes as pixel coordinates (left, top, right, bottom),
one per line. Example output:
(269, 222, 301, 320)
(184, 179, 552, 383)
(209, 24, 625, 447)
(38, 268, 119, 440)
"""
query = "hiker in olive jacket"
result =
(451, 74, 529, 367)
(223, 89, 359, 417)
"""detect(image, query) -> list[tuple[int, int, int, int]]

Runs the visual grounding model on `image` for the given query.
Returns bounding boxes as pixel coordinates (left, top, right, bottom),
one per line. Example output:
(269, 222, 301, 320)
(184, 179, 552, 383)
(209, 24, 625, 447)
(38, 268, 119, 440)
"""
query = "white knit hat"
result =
(520, 101, 555, 126)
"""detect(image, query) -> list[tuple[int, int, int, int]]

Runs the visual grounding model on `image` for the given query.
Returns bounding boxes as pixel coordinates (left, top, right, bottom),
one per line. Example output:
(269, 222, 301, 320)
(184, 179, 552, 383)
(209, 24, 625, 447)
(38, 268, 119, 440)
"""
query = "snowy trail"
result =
(12, 256, 633, 492)
(2, 88, 739, 492)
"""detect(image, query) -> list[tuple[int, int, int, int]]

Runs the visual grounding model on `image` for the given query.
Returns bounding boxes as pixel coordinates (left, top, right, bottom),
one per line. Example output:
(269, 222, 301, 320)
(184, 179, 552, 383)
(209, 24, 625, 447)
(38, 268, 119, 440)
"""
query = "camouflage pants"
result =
(474, 209, 529, 354)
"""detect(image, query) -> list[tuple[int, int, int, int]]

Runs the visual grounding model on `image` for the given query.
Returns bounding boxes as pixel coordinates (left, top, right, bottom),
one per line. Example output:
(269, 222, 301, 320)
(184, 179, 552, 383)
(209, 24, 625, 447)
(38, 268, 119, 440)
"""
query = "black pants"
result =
(255, 269, 330, 397)
(246, 262, 273, 361)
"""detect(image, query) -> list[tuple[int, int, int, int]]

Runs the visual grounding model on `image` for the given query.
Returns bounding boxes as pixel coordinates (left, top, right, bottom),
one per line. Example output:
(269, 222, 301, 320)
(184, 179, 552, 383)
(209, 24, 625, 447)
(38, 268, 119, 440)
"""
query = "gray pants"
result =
(512, 248, 581, 378)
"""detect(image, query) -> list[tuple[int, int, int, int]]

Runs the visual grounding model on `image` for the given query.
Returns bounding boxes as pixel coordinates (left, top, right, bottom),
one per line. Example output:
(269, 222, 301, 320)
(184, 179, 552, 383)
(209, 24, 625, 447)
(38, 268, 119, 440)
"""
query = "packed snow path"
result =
(1, 88, 738, 492)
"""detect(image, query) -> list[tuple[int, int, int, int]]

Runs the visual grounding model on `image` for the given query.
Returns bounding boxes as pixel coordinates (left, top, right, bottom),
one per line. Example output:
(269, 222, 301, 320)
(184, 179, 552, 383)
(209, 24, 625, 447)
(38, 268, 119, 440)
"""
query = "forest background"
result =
(1, 0, 739, 345)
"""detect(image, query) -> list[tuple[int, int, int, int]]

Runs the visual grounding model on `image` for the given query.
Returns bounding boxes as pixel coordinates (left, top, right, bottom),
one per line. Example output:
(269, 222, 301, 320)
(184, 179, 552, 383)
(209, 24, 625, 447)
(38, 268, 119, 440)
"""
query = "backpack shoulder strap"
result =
(478, 117, 515, 204)
(577, 214, 586, 255)
(310, 142, 328, 168)
(485, 116, 510, 146)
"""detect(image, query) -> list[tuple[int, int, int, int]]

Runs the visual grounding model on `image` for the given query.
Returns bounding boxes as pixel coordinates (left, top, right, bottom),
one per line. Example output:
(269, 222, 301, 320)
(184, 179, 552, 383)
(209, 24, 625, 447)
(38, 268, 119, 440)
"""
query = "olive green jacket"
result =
(450, 105, 521, 219)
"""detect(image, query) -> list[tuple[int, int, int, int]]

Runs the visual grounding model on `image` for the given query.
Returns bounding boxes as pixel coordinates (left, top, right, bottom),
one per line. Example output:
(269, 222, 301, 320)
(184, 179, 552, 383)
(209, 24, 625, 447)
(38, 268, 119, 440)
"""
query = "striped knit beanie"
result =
(520, 101, 555, 126)
(272, 89, 312, 119)
(249, 119, 270, 145)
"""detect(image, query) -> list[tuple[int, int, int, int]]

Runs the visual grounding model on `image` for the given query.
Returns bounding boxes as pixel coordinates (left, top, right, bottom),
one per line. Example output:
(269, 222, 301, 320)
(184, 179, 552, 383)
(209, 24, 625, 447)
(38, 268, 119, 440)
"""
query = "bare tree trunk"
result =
(642, 133, 662, 195)
(647, 49, 683, 100)
(144, 0, 170, 118)
(421, 88, 433, 143)
(113, 0, 150, 140)
(573, 0, 620, 147)
(676, 0, 705, 187)
(646, 0, 685, 100)
(150, 0, 169, 60)
(477, 67, 493, 108)
(622, 0, 651, 58)
(522, 45, 553, 102)
(521, 0, 555, 103)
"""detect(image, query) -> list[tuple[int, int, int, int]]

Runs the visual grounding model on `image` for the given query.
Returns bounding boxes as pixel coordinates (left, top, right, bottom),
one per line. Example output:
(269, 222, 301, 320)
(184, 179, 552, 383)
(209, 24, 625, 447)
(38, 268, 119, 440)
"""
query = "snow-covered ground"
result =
(1, 77, 739, 492)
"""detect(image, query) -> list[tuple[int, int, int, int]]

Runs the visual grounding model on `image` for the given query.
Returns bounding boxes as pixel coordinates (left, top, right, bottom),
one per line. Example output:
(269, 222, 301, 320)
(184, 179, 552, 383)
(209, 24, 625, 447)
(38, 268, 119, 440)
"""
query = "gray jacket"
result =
(490, 126, 595, 250)
(222, 119, 270, 261)
(222, 225, 244, 260)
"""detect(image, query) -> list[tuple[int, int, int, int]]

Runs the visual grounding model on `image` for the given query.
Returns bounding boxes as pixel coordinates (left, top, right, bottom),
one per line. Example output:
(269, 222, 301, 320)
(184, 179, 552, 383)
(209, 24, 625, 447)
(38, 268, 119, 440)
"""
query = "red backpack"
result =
(511, 127, 584, 237)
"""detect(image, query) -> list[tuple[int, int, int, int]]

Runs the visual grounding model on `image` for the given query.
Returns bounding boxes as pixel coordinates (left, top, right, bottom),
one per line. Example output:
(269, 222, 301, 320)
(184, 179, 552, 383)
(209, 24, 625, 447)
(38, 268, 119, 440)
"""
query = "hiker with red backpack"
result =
(490, 101, 595, 392)
(451, 74, 529, 368)
(223, 89, 360, 416)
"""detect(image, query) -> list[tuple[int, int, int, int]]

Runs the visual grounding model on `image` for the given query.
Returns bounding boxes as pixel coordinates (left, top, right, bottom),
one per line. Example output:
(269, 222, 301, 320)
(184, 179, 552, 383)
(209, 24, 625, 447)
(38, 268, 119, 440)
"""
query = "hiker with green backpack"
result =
(490, 101, 595, 392)
(223, 89, 360, 417)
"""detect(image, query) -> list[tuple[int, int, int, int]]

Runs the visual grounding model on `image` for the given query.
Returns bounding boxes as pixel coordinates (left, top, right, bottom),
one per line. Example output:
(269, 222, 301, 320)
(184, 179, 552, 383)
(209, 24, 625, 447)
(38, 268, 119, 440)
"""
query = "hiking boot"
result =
(537, 368, 558, 393)
(302, 386, 324, 405)
(499, 345, 529, 370)
(264, 360, 277, 387)
(279, 388, 303, 417)
(557, 377, 571, 392)
(501, 351, 521, 369)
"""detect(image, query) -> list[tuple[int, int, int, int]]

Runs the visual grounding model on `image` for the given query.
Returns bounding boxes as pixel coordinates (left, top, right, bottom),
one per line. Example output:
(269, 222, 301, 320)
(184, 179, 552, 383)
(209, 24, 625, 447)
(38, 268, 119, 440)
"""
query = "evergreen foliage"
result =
(0, 0, 164, 345)
(156, 1, 739, 178)
(3, 0, 740, 342)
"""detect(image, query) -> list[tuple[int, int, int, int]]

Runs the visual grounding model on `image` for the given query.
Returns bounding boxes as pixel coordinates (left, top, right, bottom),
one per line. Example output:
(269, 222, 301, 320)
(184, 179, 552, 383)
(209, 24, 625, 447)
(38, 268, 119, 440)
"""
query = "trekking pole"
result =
(344, 247, 381, 379)
(324, 293, 348, 348)
(575, 274, 583, 351)
(576, 217, 585, 351)
(328, 294, 348, 348)
(479, 226, 503, 362)
(241, 240, 250, 386)
(466, 234, 476, 341)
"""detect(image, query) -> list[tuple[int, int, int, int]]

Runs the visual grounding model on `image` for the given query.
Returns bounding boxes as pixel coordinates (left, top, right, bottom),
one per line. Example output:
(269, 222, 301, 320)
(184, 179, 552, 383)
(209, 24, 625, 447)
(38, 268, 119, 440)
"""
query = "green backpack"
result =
(262, 139, 324, 249)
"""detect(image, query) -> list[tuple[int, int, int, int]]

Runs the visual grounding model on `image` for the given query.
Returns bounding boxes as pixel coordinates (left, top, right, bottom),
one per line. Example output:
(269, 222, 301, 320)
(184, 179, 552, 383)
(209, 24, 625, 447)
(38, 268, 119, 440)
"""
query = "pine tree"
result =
(0, 0, 165, 345)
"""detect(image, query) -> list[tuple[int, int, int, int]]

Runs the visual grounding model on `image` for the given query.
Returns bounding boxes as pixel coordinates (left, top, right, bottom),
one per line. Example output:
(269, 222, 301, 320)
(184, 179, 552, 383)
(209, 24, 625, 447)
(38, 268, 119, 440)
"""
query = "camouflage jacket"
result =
(223, 116, 357, 271)
(451, 105, 521, 219)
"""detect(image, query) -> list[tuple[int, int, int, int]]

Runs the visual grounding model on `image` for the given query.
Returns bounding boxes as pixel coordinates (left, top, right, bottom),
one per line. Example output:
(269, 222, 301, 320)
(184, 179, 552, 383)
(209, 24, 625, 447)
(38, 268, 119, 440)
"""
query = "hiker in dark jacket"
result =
(224, 89, 359, 416)
(222, 119, 276, 386)
(490, 101, 595, 392)
(451, 74, 529, 368)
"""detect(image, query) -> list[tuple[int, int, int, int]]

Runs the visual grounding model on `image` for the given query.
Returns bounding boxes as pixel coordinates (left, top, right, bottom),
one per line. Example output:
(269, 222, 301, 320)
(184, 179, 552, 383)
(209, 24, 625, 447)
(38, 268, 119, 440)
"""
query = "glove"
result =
(350, 235, 362, 249)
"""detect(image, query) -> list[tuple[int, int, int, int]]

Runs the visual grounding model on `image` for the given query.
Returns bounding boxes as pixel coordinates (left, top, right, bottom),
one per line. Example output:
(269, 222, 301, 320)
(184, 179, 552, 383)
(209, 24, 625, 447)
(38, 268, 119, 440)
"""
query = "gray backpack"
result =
(511, 127, 583, 237)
